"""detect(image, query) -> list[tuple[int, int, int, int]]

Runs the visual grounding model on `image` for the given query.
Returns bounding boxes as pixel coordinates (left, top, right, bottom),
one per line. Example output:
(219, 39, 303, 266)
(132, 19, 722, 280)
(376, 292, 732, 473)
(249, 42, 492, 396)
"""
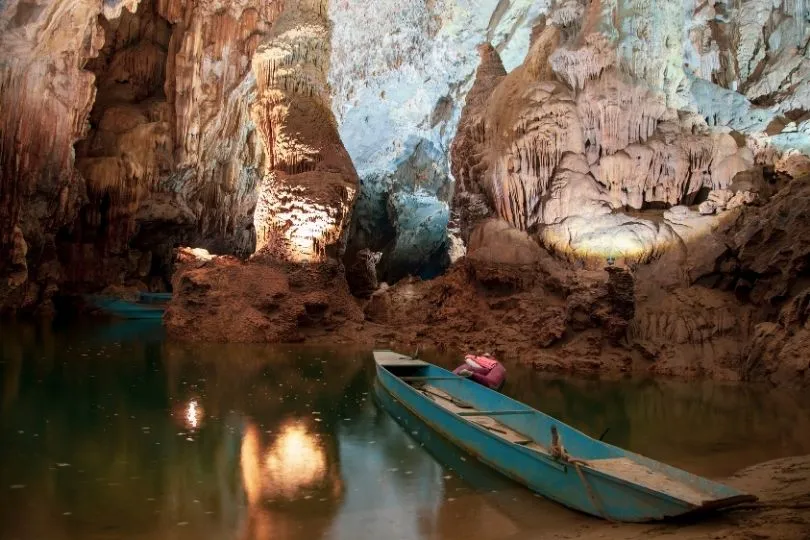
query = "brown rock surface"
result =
(346, 179, 810, 388)
(348, 220, 635, 376)
(165, 248, 362, 343)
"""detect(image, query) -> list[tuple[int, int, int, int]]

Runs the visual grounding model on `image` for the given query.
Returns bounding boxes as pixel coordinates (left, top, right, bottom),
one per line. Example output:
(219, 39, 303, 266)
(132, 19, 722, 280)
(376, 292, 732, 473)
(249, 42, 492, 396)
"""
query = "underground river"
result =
(2, 319, 810, 540)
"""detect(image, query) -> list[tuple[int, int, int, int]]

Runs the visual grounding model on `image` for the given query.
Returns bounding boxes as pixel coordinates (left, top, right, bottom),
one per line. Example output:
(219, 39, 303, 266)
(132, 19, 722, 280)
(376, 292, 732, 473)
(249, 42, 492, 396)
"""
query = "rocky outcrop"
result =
(623, 175, 810, 385)
(728, 178, 810, 386)
(345, 248, 382, 298)
(165, 248, 362, 343)
(355, 218, 641, 373)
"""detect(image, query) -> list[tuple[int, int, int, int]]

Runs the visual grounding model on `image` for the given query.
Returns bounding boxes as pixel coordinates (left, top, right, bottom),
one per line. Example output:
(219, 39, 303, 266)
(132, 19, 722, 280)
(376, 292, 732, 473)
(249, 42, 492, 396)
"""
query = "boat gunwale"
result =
(374, 354, 755, 512)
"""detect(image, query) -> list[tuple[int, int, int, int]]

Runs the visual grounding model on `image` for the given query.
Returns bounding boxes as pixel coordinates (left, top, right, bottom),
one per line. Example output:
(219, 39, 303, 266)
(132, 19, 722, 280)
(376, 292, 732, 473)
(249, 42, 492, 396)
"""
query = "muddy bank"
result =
(164, 178, 810, 388)
(538, 455, 810, 540)
(165, 247, 807, 388)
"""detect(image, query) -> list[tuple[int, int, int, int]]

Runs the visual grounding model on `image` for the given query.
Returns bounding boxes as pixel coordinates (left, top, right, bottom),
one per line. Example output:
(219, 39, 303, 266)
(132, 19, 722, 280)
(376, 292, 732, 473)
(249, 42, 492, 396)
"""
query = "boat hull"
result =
(374, 353, 756, 522)
(86, 296, 166, 320)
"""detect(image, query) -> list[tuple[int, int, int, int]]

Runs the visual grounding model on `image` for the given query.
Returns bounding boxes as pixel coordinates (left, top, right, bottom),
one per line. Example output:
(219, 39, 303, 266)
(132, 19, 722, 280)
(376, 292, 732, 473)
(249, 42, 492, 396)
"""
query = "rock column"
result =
(251, 0, 358, 263)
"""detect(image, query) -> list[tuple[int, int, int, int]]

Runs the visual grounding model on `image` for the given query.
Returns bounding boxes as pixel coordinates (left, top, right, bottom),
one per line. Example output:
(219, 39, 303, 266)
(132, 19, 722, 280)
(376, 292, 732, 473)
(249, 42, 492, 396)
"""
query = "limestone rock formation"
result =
(450, 0, 809, 263)
(0, 0, 360, 311)
(345, 248, 382, 298)
(251, 0, 358, 262)
(0, 0, 279, 310)
(330, 0, 546, 278)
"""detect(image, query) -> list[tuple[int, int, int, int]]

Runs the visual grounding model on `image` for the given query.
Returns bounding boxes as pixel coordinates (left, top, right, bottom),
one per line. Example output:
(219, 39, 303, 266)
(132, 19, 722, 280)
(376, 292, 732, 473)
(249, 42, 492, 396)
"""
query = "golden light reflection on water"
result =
(240, 420, 327, 505)
(185, 399, 203, 430)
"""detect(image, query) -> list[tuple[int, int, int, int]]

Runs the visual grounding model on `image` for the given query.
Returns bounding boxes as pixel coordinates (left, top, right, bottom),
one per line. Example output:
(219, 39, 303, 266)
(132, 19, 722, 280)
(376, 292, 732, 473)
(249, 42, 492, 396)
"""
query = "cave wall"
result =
(328, 0, 548, 281)
(0, 0, 356, 311)
(1, 0, 809, 312)
(0, 0, 142, 310)
(327, 0, 809, 279)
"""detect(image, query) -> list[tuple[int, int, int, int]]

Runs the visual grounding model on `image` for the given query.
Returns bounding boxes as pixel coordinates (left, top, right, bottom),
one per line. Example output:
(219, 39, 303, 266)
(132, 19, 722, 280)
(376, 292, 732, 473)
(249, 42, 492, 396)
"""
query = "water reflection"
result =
(2, 320, 810, 540)
(179, 398, 204, 430)
(241, 420, 331, 502)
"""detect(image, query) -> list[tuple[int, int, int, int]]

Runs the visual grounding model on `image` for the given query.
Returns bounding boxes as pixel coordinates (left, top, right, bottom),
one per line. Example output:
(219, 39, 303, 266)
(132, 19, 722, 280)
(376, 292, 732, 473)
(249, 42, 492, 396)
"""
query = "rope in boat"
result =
(572, 461, 615, 523)
(551, 425, 615, 522)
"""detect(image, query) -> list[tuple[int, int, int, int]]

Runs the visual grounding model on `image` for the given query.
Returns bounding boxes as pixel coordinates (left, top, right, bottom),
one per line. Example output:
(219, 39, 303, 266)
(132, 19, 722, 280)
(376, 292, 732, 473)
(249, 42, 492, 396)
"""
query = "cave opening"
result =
(343, 138, 454, 294)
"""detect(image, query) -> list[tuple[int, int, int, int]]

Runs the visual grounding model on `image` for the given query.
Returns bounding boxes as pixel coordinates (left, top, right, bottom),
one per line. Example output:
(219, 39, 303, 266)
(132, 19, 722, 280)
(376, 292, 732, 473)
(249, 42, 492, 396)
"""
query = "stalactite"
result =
(576, 70, 667, 158)
(550, 34, 615, 91)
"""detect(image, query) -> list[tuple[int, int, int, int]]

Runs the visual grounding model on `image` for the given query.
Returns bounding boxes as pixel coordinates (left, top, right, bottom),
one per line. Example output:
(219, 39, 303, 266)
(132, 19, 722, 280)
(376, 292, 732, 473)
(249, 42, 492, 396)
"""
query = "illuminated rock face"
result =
(1, 0, 809, 309)
(0, 0, 282, 309)
(251, 0, 358, 262)
(449, 0, 810, 262)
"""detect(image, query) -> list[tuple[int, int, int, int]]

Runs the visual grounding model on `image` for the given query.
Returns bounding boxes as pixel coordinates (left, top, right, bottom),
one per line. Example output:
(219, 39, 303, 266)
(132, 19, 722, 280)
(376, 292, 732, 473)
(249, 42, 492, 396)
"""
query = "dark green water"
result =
(2, 319, 810, 540)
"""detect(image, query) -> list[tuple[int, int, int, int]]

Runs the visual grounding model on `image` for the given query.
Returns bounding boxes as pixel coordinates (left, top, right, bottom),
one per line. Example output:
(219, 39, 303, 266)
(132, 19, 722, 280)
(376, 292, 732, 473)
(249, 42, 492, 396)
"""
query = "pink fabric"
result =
(454, 357, 506, 390)
(465, 355, 498, 372)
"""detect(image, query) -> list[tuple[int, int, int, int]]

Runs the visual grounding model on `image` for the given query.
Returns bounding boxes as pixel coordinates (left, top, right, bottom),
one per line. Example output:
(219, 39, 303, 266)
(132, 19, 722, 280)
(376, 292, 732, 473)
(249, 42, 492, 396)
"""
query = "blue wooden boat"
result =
(86, 295, 166, 320)
(374, 351, 757, 522)
(138, 292, 172, 304)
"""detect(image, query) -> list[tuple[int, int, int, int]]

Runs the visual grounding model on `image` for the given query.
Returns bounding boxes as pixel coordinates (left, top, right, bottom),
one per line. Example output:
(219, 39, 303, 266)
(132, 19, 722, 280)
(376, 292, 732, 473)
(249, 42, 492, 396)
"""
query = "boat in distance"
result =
(373, 350, 757, 522)
(84, 292, 171, 319)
